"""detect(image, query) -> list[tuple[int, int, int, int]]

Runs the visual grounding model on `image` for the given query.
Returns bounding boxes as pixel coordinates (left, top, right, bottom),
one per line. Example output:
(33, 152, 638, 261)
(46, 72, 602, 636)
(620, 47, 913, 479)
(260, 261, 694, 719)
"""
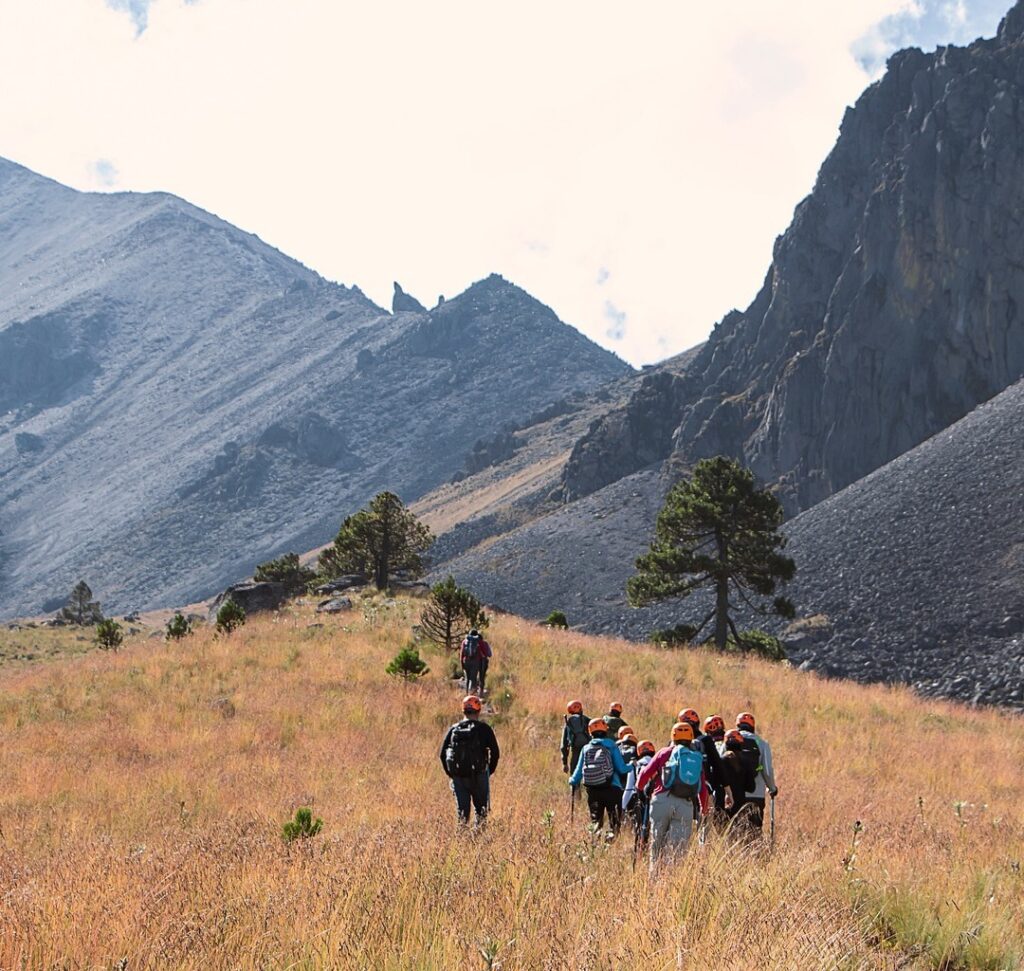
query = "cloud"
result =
(0, 1, 1007, 366)
(604, 300, 627, 341)
(105, 0, 153, 34)
(88, 158, 119, 188)
(596, 267, 610, 285)
(853, 0, 1007, 73)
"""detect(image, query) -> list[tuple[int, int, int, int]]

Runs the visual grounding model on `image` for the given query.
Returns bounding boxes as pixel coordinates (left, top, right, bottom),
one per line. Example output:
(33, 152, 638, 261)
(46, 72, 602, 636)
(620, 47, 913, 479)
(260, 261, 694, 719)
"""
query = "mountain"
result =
(0, 160, 629, 616)
(779, 377, 1024, 708)
(425, 5, 1024, 707)
(562, 7, 1024, 512)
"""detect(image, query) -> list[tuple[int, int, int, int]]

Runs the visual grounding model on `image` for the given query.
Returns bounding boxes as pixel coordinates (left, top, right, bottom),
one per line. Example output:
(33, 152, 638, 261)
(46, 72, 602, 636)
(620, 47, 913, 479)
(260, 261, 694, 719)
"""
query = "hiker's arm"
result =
(621, 767, 637, 809)
(636, 750, 666, 791)
(486, 724, 500, 775)
(439, 729, 452, 775)
(762, 740, 777, 794)
(568, 747, 585, 787)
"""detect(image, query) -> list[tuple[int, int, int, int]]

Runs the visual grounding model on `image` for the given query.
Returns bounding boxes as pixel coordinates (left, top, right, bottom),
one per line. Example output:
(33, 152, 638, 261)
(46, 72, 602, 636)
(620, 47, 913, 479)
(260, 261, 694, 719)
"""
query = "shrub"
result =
(420, 576, 488, 651)
(253, 552, 316, 595)
(281, 807, 323, 842)
(544, 610, 569, 629)
(385, 643, 430, 682)
(165, 612, 193, 641)
(648, 624, 696, 647)
(728, 628, 787, 661)
(215, 598, 246, 635)
(95, 619, 123, 652)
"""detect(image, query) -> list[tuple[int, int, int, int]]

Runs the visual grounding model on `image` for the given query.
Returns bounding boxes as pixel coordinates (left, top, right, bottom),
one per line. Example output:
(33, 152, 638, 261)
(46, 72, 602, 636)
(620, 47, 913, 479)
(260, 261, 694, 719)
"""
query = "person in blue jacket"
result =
(569, 716, 631, 835)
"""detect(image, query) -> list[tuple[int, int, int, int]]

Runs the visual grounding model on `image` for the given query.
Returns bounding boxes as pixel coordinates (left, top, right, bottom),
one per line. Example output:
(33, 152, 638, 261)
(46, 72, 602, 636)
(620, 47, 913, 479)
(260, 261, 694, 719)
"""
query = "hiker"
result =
(561, 699, 590, 776)
(718, 729, 752, 824)
(702, 714, 728, 815)
(636, 722, 705, 866)
(616, 726, 639, 764)
(568, 716, 631, 835)
(604, 702, 627, 739)
(460, 629, 491, 694)
(622, 738, 657, 834)
(439, 694, 500, 825)
(678, 707, 725, 815)
(736, 711, 778, 833)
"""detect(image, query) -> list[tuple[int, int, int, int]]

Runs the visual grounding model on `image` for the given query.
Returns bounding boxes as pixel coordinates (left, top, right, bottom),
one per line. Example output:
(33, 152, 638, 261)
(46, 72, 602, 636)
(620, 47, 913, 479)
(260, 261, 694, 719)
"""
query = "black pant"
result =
(451, 772, 490, 823)
(566, 745, 584, 774)
(585, 783, 622, 833)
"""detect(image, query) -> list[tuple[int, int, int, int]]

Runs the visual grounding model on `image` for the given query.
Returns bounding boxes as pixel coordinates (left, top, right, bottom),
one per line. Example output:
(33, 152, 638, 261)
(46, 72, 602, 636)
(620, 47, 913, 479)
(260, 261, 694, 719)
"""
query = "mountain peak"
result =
(999, 0, 1024, 43)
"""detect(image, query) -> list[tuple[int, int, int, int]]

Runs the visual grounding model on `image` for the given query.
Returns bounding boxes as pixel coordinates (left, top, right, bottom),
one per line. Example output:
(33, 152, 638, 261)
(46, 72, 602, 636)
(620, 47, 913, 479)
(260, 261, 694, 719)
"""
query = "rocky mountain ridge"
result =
(0, 159, 629, 616)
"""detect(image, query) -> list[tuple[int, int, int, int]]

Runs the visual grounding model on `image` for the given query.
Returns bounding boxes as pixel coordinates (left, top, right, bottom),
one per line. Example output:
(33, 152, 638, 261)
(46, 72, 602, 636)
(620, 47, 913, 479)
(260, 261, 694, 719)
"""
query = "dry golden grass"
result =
(0, 598, 1020, 970)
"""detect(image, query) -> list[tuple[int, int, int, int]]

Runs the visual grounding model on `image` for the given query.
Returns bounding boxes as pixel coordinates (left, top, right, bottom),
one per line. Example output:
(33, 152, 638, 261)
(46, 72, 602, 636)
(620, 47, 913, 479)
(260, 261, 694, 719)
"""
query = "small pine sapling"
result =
(215, 598, 246, 635)
(95, 618, 124, 652)
(282, 806, 323, 842)
(385, 643, 430, 682)
(165, 612, 193, 641)
(544, 610, 569, 629)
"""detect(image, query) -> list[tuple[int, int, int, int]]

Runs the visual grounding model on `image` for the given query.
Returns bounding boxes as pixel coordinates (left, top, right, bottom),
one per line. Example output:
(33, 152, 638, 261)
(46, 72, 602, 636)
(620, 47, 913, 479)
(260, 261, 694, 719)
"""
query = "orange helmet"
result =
(724, 729, 745, 749)
(678, 708, 700, 728)
(609, 702, 623, 715)
(703, 714, 725, 736)
(588, 717, 609, 735)
(616, 725, 634, 740)
(566, 699, 583, 715)
(637, 739, 656, 757)
(620, 733, 638, 746)
(463, 695, 482, 713)
(671, 721, 694, 743)
(736, 712, 756, 732)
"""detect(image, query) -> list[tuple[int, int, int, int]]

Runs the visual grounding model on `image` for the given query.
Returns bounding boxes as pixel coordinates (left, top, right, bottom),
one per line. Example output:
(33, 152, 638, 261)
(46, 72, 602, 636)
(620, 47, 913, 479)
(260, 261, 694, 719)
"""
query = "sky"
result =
(0, 1, 1010, 365)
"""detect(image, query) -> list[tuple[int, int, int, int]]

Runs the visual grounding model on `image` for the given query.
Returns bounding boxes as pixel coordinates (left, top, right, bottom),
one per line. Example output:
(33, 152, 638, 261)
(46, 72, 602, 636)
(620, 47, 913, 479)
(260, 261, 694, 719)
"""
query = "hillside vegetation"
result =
(0, 599, 1020, 969)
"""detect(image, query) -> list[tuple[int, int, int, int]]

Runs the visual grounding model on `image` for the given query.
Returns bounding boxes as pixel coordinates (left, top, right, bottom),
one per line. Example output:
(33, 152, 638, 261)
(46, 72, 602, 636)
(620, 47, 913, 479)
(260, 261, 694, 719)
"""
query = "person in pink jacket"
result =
(636, 721, 705, 868)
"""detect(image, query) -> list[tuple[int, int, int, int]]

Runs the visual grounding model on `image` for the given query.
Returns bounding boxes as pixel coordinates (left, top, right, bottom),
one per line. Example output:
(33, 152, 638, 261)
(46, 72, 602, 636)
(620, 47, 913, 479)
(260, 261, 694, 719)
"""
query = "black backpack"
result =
(445, 721, 488, 777)
(738, 736, 761, 792)
(565, 713, 589, 749)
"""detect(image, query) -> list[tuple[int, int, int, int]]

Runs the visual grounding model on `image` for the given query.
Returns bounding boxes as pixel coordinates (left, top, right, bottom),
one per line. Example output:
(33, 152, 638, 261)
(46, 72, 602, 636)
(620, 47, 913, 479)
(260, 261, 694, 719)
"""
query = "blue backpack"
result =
(661, 744, 703, 798)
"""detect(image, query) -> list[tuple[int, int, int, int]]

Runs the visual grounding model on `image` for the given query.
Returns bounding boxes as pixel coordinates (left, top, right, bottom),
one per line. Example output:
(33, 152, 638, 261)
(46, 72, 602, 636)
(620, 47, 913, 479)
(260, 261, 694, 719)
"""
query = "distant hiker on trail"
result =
(440, 694, 500, 826)
(637, 722, 705, 867)
(460, 629, 492, 695)
(561, 699, 590, 776)
(568, 717, 631, 836)
(736, 712, 777, 834)
(678, 707, 725, 815)
(604, 702, 626, 739)
(616, 726, 639, 764)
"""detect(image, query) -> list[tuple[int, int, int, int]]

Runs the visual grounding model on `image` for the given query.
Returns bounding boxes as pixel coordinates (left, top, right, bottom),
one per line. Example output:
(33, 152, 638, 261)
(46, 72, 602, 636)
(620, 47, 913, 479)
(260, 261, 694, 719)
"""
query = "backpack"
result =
(661, 744, 703, 798)
(445, 720, 488, 777)
(738, 736, 762, 792)
(565, 713, 589, 749)
(581, 743, 614, 787)
(617, 741, 638, 764)
(463, 633, 483, 661)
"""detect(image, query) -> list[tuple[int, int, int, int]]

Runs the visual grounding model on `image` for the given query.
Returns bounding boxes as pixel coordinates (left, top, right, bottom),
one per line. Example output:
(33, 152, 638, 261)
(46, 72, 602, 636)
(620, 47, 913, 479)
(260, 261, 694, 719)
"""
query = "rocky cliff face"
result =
(564, 8, 1024, 511)
(0, 161, 630, 617)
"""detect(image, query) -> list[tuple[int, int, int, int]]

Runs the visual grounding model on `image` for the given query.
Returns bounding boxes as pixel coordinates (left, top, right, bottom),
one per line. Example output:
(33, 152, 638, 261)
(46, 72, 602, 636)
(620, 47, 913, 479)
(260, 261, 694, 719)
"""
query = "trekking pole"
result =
(570, 784, 577, 823)
(770, 793, 776, 849)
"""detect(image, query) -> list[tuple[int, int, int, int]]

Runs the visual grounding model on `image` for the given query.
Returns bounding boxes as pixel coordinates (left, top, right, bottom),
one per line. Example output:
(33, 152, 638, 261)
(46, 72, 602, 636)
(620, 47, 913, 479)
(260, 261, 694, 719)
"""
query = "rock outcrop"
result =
(564, 14, 1024, 512)
(392, 282, 426, 314)
(208, 581, 288, 621)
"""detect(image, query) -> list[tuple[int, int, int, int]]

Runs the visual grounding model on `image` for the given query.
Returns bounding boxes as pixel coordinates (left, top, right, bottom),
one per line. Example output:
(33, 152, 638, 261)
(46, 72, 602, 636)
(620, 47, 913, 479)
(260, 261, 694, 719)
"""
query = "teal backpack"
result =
(661, 744, 703, 798)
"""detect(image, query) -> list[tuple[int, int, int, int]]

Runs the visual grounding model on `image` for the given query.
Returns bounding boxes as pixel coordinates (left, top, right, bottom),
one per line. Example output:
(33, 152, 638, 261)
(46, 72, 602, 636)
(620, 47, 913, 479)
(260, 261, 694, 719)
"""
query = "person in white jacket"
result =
(736, 711, 778, 833)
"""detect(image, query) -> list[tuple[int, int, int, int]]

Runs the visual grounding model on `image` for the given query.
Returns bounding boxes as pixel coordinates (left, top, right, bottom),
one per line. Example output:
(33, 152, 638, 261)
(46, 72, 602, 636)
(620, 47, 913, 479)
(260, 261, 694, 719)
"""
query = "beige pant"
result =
(648, 792, 695, 867)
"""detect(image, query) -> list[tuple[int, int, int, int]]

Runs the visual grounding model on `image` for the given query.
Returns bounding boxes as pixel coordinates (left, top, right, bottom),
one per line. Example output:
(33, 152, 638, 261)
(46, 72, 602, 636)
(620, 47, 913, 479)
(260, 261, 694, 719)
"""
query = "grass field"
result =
(0, 597, 1020, 969)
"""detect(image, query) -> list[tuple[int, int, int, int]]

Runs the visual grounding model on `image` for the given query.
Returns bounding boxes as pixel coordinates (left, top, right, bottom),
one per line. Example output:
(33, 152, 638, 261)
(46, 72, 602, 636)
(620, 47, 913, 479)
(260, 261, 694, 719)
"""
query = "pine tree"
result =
(385, 643, 430, 682)
(165, 613, 193, 641)
(319, 492, 433, 590)
(419, 576, 488, 651)
(56, 580, 104, 626)
(627, 456, 795, 649)
(253, 552, 316, 595)
(95, 619, 123, 651)
(215, 598, 246, 635)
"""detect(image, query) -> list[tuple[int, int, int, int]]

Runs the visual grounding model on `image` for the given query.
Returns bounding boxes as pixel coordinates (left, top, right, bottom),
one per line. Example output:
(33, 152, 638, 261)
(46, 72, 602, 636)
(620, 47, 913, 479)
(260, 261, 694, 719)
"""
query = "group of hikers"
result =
(440, 688, 778, 869)
(459, 628, 491, 695)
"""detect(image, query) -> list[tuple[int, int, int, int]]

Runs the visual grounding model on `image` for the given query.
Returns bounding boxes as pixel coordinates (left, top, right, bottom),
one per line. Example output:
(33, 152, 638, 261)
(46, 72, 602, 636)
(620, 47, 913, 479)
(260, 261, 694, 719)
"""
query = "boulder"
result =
(314, 575, 366, 595)
(208, 581, 287, 621)
(317, 597, 353, 614)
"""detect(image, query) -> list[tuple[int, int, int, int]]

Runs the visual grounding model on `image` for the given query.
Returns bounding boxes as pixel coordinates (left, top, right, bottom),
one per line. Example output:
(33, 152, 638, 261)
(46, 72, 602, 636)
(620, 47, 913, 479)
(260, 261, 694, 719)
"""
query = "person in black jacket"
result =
(678, 708, 726, 814)
(439, 694, 500, 825)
